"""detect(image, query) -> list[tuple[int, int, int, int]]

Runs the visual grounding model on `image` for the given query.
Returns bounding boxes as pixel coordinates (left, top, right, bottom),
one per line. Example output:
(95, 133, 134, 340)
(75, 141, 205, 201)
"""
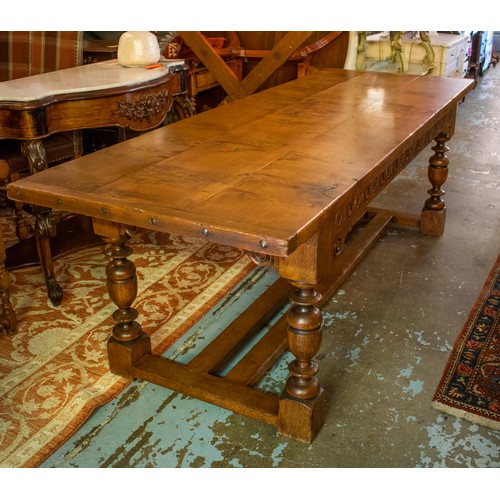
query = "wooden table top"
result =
(7, 69, 473, 257)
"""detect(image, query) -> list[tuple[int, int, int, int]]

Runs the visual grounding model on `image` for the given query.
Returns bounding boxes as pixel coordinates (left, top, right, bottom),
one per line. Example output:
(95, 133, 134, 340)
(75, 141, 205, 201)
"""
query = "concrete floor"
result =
(40, 66, 500, 468)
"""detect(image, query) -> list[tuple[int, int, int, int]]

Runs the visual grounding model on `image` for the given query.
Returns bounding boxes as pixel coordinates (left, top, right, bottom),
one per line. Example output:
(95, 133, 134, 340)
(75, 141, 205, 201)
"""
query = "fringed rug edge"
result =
(431, 400, 500, 431)
(431, 254, 500, 431)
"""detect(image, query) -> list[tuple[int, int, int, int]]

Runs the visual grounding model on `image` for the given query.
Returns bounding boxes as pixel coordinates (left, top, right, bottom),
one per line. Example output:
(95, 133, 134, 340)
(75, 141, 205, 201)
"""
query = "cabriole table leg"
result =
(22, 139, 63, 305)
(34, 208, 62, 306)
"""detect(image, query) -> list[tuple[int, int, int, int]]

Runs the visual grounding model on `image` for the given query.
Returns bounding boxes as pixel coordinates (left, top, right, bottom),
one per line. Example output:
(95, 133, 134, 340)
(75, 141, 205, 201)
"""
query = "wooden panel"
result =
(317, 212, 394, 303)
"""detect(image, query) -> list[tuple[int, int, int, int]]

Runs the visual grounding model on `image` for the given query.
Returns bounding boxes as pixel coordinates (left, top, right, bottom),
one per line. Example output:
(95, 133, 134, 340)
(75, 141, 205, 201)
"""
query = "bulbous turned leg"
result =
(421, 132, 450, 236)
(104, 229, 151, 378)
(278, 281, 326, 443)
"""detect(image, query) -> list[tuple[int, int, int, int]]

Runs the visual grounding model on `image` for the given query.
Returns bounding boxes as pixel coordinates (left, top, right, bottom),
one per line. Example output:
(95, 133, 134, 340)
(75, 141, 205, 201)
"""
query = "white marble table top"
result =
(0, 59, 174, 102)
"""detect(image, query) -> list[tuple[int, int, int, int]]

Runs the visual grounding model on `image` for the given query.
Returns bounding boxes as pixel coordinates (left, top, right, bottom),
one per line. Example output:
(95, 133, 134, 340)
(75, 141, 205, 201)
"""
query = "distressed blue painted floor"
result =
(41, 66, 500, 468)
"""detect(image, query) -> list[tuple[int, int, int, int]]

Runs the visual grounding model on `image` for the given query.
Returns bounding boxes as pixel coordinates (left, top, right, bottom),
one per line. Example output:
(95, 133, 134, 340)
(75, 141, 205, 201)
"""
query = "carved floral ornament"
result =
(115, 90, 172, 121)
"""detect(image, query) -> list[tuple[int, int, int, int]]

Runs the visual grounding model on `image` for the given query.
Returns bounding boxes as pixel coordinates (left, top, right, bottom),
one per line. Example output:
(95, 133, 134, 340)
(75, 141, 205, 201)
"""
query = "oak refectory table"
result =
(7, 69, 473, 442)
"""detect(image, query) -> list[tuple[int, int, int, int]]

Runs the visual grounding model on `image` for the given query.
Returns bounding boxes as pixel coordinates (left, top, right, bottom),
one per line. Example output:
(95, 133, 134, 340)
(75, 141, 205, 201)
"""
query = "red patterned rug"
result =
(432, 254, 500, 430)
(0, 209, 256, 467)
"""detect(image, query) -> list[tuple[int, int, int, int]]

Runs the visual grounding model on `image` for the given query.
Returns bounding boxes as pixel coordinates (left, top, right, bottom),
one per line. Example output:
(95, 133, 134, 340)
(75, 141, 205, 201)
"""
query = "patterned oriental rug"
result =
(0, 211, 256, 467)
(432, 254, 500, 430)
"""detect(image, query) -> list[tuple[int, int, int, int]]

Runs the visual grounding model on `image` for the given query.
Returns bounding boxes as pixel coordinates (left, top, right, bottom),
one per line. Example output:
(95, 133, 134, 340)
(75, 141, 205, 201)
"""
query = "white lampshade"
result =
(117, 31, 161, 67)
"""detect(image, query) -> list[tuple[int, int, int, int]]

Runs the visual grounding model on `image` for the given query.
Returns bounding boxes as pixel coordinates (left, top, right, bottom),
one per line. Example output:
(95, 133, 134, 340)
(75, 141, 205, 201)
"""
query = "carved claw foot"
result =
(47, 278, 63, 306)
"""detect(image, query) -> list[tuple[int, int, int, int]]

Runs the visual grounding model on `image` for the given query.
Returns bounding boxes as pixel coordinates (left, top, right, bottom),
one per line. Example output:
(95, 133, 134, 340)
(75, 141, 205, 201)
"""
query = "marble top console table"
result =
(0, 60, 184, 306)
(0, 59, 181, 140)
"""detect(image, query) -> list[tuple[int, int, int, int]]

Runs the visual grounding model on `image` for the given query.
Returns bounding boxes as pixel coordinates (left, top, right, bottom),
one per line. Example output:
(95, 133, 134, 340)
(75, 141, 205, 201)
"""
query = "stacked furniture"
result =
(355, 31, 470, 78)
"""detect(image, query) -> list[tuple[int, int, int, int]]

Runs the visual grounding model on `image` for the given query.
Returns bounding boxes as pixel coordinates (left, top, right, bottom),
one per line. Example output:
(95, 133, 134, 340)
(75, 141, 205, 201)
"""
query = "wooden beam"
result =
(224, 314, 288, 387)
(179, 31, 243, 99)
(365, 207, 421, 228)
(233, 31, 314, 100)
(188, 277, 290, 374)
(178, 31, 315, 101)
(134, 354, 280, 426)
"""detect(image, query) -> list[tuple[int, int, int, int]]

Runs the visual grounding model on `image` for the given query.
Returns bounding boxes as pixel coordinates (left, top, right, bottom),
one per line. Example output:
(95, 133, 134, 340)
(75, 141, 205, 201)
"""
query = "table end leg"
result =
(420, 132, 450, 236)
(108, 334, 152, 379)
(0, 241, 17, 335)
(278, 388, 326, 443)
(277, 281, 326, 442)
(101, 222, 152, 378)
(420, 206, 447, 237)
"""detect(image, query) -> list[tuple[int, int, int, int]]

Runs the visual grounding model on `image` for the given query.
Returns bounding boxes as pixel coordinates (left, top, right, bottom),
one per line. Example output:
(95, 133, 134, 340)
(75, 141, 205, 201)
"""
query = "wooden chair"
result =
(0, 159, 16, 335)
(0, 31, 84, 239)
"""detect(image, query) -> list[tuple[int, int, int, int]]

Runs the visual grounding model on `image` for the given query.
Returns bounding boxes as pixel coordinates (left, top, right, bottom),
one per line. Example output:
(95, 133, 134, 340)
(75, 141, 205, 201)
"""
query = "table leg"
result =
(9, 169, 32, 241)
(21, 139, 63, 304)
(98, 222, 151, 378)
(97, 220, 325, 442)
(15, 139, 49, 240)
(278, 280, 326, 443)
(34, 207, 62, 305)
(21, 139, 49, 174)
(421, 131, 450, 236)
(0, 225, 17, 335)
